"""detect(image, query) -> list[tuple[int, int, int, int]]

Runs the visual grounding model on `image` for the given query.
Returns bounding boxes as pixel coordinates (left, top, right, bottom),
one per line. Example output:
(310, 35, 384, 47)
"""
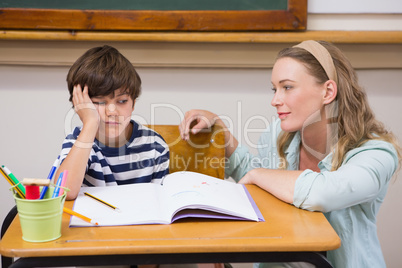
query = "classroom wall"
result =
(1, 3, 402, 268)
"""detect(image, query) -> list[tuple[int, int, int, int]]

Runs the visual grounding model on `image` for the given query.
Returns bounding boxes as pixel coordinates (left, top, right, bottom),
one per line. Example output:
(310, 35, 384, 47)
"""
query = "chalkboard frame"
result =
(0, 0, 306, 31)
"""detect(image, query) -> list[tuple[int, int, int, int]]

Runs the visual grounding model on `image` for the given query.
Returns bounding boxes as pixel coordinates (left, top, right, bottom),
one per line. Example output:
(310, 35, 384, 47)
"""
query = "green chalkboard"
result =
(0, 0, 306, 31)
(0, 0, 288, 11)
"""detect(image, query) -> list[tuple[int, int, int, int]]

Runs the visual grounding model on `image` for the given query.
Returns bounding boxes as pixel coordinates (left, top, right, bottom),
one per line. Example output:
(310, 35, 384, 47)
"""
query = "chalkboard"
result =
(1, 0, 288, 11)
(0, 0, 306, 31)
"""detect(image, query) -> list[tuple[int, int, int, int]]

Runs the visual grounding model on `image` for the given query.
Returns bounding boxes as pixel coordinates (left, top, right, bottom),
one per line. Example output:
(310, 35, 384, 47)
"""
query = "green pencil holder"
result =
(13, 187, 67, 242)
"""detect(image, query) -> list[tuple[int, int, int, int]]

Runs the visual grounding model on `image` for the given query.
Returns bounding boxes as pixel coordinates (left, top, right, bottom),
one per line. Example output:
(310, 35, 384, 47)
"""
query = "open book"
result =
(70, 171, 264, 227)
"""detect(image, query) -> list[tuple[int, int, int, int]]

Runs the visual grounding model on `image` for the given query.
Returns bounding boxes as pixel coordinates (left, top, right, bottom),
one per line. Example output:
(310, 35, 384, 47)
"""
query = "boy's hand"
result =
(72, 85, 99, 130)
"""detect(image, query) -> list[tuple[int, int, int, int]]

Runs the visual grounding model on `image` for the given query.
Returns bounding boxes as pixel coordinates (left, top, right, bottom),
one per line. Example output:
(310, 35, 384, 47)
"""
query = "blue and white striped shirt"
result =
(58, 120, 169, 186)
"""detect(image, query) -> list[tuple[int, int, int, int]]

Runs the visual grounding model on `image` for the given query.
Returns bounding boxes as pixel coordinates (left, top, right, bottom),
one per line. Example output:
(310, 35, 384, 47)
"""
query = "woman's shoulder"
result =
(344, 139, 399, 166)
(351, 139, 397, 154)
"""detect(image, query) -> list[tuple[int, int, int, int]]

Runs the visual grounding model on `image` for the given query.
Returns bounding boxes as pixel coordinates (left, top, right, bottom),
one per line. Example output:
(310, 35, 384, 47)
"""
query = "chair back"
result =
(147, 125, 225, 179)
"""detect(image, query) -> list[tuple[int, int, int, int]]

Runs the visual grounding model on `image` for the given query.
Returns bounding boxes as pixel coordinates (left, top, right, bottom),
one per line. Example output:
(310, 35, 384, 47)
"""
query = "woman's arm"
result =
(292, 147, 397, 212)
(240, 144, 398, 212)
(239, 168, 303, 204)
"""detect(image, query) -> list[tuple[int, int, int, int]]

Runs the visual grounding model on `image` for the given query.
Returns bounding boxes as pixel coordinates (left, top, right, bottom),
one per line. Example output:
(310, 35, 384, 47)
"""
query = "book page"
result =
(70, 183, 169, 227)
(70, 171, 263, 227)
(161, 171, 261, 222)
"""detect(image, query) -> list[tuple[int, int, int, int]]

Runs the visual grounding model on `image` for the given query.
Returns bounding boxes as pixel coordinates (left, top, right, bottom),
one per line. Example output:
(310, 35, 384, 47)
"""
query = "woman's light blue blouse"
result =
(225, 118, 399, 268)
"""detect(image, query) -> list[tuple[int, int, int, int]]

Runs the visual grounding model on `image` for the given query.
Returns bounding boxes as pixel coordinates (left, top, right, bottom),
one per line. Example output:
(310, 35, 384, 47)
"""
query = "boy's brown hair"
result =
(67, 45, 141, 104)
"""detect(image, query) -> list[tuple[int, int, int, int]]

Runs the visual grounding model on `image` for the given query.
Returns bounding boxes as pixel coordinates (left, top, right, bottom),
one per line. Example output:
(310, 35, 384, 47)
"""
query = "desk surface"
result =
(0, 185, 340, 259)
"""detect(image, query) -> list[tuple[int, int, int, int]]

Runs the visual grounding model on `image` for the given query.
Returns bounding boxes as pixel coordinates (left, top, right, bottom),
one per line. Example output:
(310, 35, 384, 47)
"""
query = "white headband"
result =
(294, 40, 337, 84)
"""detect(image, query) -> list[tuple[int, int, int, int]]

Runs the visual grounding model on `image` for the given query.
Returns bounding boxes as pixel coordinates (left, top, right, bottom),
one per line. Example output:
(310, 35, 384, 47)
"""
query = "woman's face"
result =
(271, 57, 327, 133)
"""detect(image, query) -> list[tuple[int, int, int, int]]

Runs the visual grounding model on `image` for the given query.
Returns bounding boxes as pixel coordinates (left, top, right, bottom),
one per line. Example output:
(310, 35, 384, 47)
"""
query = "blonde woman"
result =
(179, 40, 401, 268)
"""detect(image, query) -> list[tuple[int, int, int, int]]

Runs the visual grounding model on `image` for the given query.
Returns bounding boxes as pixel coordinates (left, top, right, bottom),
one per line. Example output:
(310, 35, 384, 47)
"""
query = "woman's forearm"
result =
(214, 118, 238, 159)
(239, 168, 302, 204)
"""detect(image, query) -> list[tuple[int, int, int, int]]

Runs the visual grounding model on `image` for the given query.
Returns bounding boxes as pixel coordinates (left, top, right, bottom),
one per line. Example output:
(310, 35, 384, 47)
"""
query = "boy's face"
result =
(90, 88, 135, 147)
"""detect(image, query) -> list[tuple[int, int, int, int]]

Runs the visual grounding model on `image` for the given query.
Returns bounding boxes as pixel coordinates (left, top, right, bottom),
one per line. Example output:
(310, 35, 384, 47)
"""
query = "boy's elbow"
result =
(66, 191, 79, 201)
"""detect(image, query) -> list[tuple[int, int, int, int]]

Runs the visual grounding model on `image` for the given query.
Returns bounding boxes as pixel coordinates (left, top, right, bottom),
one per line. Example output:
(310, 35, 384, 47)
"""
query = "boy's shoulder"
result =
(129, 121, 169, 152)
(65, 125, 83, 140)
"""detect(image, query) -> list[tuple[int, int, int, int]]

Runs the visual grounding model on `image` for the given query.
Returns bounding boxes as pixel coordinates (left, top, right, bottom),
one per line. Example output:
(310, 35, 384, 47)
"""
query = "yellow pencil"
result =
(63, 207, 99, 226)
(0, 166, 25, 198)
(84, 192, 120, 212)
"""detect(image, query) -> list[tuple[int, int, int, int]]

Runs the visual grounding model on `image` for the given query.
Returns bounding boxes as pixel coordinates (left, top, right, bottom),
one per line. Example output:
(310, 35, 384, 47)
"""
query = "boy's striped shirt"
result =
(58, 120, 169, 186)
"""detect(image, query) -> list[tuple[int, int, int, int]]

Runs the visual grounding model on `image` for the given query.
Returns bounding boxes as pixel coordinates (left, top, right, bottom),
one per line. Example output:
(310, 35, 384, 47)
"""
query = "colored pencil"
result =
(0, 166, 95, 225)
(52, 172, 64, 198)
(63, 207, 99, 225)
(39, 157, 60, 199)
(58, 170, 68, 196)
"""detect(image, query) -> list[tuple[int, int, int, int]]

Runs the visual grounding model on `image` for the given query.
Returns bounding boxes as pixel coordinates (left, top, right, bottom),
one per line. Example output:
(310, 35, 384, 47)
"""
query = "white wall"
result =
(308, 0, 402, 31)
(308, 0, 402, 13)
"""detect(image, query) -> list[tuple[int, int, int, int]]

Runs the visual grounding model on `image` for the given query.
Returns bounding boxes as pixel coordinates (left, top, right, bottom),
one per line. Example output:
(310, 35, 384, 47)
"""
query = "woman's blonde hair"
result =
(276, 40, 401, 171)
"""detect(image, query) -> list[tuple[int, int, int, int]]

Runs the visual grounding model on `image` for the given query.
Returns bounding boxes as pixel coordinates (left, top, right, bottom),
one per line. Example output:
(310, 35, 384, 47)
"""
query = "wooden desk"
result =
(0, 185, 340, 268)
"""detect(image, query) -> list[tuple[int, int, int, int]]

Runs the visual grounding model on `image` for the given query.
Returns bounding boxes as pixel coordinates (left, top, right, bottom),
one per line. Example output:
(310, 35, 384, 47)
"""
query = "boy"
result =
(55, 45, 169, 200)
